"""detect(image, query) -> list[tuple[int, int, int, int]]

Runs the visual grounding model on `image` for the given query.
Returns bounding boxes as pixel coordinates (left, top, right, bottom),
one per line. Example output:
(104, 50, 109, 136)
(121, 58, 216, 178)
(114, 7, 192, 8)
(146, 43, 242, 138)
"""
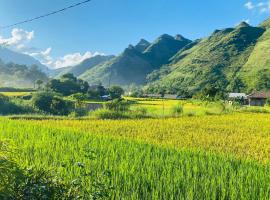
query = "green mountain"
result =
(134, 39, 151, 52)
(80, 45, 153, 86)
(147, 21, 267, 95)
(239, 20, 270, 90)
(80, 34, 191, 86)
(55, 55, 114, 77)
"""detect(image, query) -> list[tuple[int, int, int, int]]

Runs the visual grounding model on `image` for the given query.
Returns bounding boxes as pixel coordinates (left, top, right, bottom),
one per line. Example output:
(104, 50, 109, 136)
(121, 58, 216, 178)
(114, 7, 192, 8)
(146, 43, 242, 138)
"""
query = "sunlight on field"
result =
(0, 113, 270, 198)
(0, 92, 31, 97)
(126, 97, 225, 116)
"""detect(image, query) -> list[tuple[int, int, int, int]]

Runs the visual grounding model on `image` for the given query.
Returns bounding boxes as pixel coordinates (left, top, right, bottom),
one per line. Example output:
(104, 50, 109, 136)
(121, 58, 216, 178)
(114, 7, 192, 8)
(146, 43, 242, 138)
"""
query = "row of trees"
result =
(31, 73, 125, 116)
(40, 73, 124, 100)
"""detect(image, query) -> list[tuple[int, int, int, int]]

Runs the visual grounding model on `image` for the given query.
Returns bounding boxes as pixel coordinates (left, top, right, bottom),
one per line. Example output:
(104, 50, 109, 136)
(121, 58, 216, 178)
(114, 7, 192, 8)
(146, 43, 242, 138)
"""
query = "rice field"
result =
(1, 113, 270, 199)
(127, 97, 231, 116)
(0, 91, 32, 97)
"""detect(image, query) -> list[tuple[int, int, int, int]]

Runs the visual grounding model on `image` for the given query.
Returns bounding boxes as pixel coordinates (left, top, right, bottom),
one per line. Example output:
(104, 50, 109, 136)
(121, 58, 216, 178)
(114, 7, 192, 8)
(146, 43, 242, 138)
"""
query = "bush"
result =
(69, 108, 89, 117)
(105, 99, 130, 112)
(108, 86, 124, 99)
(0, 94, 27, 115)
(130, 107, 149, 118)
(266, 99, 270, 106)
(171, 104, 184, 117)
(32, 92, 73, 115)
(91, 109, 127, 119)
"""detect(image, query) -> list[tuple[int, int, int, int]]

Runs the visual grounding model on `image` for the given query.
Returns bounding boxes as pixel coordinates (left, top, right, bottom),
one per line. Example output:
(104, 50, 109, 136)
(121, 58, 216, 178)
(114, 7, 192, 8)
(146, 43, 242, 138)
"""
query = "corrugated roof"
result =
(228, 93, 247, 98)
(248, 91, 270, 98)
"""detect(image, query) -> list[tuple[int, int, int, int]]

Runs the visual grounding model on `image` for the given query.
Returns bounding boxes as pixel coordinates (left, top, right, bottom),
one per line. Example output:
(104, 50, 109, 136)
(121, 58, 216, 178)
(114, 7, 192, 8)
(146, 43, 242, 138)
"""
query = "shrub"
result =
(171, 104, 184, 117)
(266, 99, 270, 106)
(108, 86, 124, 99)
(32, 92, 73, 115)
(105, 99, 130, 112)
(130, 107, 149, 118)
(0, 94, 26, 115)
(91, 109, 127, 119)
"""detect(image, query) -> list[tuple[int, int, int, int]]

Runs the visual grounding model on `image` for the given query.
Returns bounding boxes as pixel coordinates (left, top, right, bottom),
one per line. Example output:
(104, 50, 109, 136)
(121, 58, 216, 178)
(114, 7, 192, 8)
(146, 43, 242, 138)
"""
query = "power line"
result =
(0, 0, 92, 29)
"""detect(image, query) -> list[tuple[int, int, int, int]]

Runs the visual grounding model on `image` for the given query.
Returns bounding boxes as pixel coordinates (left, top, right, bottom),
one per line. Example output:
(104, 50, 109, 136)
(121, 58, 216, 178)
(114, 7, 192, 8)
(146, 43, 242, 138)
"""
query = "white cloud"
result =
(245, 1, 255, 9)
(28, 49, 104, 68)
(0, 28, 34, 47)
(244, 1, 270, 13)
(52, 51, 104, 68)
(0, 28, 105, 69)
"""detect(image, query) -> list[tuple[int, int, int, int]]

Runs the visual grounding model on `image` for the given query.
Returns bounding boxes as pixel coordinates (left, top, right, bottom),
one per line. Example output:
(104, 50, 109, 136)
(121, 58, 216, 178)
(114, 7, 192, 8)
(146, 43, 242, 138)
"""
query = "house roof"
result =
(248, 91, 270, 99)
(228, 93, 247, 99)
(163, 94, 178, 99)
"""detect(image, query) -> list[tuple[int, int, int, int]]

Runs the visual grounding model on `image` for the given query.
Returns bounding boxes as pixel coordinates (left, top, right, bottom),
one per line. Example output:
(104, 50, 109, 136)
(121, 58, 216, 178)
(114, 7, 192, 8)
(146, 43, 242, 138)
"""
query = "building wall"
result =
(249, 98, 266, 106)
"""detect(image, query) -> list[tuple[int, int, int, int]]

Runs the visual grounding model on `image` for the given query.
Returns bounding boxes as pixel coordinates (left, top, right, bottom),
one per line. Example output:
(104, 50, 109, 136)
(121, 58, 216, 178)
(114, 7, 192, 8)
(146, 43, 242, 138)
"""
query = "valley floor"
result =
(0, 113, 270, 199)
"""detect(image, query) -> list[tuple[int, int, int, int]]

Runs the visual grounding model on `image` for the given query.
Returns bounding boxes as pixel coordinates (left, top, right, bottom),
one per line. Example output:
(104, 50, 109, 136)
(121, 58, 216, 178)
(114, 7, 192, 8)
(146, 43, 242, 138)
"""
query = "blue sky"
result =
(0, 0, 270, 68)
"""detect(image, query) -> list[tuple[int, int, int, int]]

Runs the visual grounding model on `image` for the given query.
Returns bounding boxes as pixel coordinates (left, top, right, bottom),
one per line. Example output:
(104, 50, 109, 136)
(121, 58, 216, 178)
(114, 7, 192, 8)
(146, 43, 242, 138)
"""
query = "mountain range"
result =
(1, 17, 270, 94)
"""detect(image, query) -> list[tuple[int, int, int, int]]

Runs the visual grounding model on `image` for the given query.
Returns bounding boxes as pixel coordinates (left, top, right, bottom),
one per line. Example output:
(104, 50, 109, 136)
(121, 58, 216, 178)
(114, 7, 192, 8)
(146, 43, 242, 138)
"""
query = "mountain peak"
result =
(158, 34, 174, 40)
(236, 21, 250, 29)
(135, 39, 151, 52)
(175, 34, 186, 41)
(138, 39, 150, 45)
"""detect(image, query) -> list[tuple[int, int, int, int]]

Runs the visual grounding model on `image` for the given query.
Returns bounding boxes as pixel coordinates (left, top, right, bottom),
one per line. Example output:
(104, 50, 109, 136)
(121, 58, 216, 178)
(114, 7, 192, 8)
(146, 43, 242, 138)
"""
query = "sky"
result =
(0, 0, 270, 68)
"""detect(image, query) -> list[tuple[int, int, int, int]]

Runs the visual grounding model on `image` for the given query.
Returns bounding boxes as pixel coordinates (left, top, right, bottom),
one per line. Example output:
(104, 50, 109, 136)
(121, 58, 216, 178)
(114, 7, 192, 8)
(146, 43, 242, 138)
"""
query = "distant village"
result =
(143, 91, 270, 107)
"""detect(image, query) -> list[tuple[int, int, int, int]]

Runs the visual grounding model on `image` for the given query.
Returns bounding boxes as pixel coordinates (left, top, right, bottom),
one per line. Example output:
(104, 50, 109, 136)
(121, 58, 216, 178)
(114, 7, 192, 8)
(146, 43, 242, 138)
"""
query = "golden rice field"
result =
(0, 92, 32, 97)
(0, 112, 270, 199)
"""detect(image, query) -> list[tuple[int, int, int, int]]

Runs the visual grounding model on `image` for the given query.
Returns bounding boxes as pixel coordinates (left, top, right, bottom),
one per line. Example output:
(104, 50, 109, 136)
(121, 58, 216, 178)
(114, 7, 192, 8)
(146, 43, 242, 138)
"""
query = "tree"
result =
(35, 80, 44, 89)
(46, 73, 89, 96)
(32, 92, 73, 115)
(108, 86, 124, 99)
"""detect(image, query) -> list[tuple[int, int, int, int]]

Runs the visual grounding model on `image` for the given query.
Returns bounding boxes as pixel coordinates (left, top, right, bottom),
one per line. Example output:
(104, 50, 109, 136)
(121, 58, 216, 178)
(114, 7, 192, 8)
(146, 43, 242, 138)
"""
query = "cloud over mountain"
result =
(0, 28, 105, 69)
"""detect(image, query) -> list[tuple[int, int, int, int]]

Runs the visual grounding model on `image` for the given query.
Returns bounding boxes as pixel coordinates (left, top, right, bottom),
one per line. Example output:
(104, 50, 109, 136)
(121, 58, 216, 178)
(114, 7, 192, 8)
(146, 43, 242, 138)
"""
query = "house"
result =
(247, 91, 270, 106)
(228, 93, 247, 99)
(163, 94, 179, 100)
(101, 95, 112, 101)
(228, 93, 248, 104)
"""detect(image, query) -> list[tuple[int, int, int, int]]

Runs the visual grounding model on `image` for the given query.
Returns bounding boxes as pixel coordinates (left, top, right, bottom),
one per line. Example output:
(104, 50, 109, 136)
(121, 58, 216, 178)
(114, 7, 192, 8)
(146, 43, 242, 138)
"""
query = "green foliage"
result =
(87, 84, 108, 100)
(108, 86, 124, 99)
(105, 99, 130, 112)
(194, 85, 227, 101)
(148, 23, 266, 95)
(171, 103, 184, 116)
(267, 99, 270, 106)
(32, 92, 73, 115)
(91, 109, 128, 119)
(0, 94, 28, 115)
(46, 73, 89, 96)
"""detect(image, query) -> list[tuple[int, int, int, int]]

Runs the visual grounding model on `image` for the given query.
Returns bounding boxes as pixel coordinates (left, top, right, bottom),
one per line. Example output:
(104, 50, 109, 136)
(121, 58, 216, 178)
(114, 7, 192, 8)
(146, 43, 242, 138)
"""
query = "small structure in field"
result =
(228, 93, 248, 105)
(163, 94, 179, 100)
(247, 91, 270, 106)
